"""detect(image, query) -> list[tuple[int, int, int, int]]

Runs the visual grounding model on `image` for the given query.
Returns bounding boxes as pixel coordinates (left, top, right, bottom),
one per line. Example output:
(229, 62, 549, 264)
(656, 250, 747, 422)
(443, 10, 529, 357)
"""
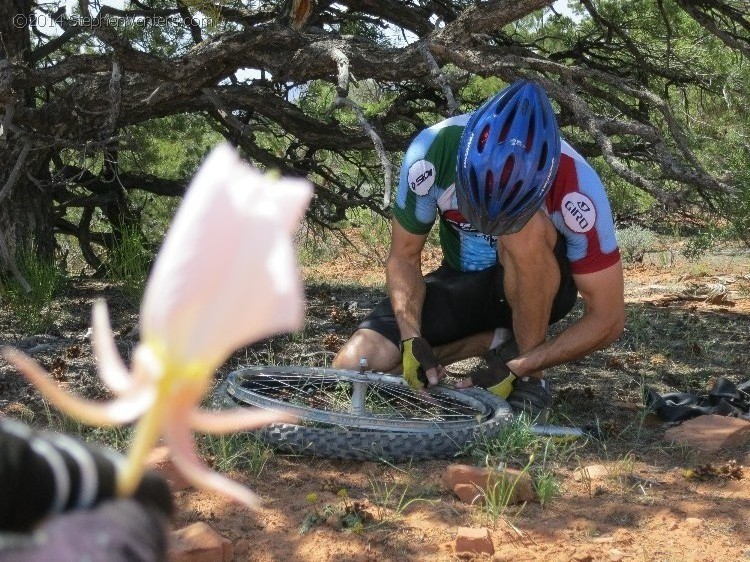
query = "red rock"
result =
(443, 464, 534, 504)
(663, 415, 750, 453)
(170, 522, 233, 562)
(455, 527, 494, 556)
(453, 483, 483, 505)
(146, 446, 192, 492)
(573, 464, 610, 482)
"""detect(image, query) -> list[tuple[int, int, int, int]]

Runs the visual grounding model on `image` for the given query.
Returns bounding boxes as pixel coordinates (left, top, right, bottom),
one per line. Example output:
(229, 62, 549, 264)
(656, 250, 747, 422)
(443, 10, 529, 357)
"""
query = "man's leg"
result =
(332, 328, 401, 372)
(332, 329, 494, 373)
(433, 331, 494, 366)
(333, 263, 509, 375)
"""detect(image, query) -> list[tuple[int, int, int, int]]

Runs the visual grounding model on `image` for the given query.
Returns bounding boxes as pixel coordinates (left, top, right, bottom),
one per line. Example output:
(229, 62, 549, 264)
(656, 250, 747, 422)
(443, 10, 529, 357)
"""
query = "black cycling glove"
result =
(469, 338, 520, 399)
(400, 337, 438, 389)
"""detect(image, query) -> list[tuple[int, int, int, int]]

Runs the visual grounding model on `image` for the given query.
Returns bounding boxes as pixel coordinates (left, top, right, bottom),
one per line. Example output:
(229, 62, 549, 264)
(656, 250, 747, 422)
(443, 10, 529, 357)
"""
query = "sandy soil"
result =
(1, 244, 749, 562)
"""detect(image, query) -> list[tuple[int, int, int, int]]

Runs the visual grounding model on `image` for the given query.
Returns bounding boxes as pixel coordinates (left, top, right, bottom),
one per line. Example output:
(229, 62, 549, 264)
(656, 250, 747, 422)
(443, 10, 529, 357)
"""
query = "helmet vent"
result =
(469, 168, 480, 201)
(500, 155, 515, 188)
(499, 103, 518, 142)
(526, 114, 535, 152)
(516, 188, 537, 210)
(478, 125, 491, 153)
(538, 142, 548, 171)
(484, 170, 495, 205)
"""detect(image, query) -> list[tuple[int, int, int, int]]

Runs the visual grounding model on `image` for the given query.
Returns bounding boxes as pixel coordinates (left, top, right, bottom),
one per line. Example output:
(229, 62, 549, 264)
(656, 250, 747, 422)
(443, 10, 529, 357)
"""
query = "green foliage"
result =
(468, 417, 573, 516)
(41, 402, 132, 451)
(367, 479, 431, 525)
(200, 432, 273, 476)
(120, 114, 223, 180)
(616, 226, 656, 263)
(1, 249, 66, 333)
(469, 416, 538, 462)
(104, 224, 153, 301)
(479, 461, 532, 528)
(534, 469, 560, 507)
(299, 487, 370, 534)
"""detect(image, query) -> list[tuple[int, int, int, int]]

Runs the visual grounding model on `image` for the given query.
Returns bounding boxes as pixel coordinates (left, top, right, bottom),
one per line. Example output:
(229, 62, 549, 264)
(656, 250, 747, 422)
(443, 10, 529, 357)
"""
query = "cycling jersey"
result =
(393, 114, 621, 275)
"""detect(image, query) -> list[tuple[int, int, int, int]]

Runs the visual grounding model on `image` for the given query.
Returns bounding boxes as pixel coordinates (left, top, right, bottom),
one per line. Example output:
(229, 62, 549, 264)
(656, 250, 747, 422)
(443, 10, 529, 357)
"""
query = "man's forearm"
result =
(508, 312, 622, 377)
(386, 256, 425, 340)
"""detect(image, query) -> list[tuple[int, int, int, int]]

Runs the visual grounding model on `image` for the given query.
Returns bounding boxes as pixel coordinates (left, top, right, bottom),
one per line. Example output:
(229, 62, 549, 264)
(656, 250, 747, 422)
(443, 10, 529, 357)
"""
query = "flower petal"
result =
(164, 413, 261, 508)
(91, 300, 132, 395)
(1, 347, 153, 426)
(140, 144, 312, 371)
(190, 407, 294, 435)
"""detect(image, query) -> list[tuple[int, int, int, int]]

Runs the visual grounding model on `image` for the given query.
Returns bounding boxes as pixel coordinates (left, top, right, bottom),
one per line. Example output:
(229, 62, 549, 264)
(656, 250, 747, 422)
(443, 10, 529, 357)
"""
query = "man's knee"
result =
(332, 329, 400, 372)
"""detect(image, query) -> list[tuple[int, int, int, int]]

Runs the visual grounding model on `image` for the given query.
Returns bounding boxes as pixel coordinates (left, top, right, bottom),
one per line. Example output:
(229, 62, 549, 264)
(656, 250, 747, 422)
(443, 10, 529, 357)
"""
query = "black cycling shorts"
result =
(358, 236, 578, 348)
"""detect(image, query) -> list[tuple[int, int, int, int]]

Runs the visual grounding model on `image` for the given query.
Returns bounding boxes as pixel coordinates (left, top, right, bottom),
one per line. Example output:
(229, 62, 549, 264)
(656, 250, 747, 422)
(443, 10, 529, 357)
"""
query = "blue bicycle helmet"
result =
(456, 80, 561, 235)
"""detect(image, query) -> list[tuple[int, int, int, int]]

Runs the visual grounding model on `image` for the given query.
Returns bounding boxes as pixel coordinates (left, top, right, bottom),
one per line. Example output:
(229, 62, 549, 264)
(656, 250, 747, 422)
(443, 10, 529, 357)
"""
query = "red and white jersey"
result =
(545, 140, 620, 274)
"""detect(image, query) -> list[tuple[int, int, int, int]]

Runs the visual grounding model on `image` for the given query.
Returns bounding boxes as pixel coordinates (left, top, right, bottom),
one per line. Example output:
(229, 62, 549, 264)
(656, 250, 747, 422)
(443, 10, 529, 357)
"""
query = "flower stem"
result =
(117, 391, 167, 497)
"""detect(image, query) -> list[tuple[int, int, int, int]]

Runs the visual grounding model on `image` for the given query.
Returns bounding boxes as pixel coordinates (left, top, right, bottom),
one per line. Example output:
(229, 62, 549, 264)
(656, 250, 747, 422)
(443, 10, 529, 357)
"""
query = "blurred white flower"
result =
(2, 144, 312, 507)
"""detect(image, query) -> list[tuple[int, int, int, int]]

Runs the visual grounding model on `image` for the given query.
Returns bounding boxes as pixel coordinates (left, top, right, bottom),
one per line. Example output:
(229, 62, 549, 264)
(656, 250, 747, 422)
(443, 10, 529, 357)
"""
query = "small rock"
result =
(663, 415, 750, 453)
(170, 522, 233, 562)
(234, 539, 250, 557)
(455, 527, 494, 556)
(666, 521, 678, 531)
(443, 464, 534, 504)
(572, 552, 594, 562)
(325, 514, 343, 531)
(592, 536, 614, 543)
(573, 464, 609, 482)
(609, 548, 626, 561)
(684, 517, 703, 527)
(453, 483, 484, 505)
(145, 446, 192, 492)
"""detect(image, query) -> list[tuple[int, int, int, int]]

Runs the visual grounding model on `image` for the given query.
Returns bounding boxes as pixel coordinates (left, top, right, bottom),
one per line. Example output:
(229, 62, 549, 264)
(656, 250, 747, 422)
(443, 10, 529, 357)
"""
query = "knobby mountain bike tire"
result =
(213, 365, 513, 461)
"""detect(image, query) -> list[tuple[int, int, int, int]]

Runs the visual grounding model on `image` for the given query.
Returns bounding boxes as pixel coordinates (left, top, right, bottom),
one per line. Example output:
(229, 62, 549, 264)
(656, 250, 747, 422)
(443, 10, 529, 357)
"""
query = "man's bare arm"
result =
(386, 219, 429, 340)
(508, 261, 626, 377)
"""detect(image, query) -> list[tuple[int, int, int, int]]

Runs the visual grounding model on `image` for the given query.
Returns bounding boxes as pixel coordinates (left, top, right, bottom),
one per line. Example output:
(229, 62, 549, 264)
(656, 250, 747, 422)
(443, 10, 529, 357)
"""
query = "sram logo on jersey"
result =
(562, 192, 597, 233)
(407, 160, 436, 196)
(442, 210, 477, 232)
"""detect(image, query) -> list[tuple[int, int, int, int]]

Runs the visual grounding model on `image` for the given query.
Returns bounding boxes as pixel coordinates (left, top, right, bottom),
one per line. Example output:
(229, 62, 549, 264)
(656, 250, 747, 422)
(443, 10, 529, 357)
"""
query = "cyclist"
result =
(333, 80, 625, 421)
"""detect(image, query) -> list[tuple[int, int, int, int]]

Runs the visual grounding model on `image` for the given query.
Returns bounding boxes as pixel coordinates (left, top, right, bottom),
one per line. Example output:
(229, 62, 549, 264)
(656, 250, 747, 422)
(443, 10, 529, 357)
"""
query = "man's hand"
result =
(456, 339, 519, 398)
(400, 337, 444, 389)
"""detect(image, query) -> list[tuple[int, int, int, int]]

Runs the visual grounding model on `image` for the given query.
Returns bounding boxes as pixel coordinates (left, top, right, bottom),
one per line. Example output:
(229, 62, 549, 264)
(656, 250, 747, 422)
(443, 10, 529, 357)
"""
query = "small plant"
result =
(104, 224, 152, 300)
(201, 432, 273, 476)
(299, 489, 372, 534)
(616, 225, 656, 263)
(534, 470, 560, 507)
(470, 416, 533, 459)
(42, 401, 132, 451)
(367, 479, 431, 526)
(479, 459, 533, 528)
(1, 248, 66, 333)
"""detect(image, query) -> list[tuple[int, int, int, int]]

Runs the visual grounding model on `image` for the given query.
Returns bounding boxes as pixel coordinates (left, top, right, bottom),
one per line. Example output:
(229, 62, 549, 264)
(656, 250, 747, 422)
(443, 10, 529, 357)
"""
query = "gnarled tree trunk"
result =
(0, 0, 55, 279)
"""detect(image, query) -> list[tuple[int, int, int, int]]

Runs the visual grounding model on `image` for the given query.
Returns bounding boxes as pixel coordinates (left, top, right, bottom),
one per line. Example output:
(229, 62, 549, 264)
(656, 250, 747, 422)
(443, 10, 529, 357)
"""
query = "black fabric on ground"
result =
(644, 377, 750, 422)
(0, 500, 169, 562)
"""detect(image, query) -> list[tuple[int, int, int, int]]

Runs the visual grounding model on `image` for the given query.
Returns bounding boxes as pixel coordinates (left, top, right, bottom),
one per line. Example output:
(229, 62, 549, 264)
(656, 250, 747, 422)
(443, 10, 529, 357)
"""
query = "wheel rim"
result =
(225, 366, 492, 432)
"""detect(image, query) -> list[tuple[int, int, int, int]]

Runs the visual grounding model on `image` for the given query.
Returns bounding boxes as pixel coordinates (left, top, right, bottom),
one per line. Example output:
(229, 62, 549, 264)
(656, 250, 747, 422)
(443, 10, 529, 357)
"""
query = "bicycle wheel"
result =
(214, 365, 512, 461)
